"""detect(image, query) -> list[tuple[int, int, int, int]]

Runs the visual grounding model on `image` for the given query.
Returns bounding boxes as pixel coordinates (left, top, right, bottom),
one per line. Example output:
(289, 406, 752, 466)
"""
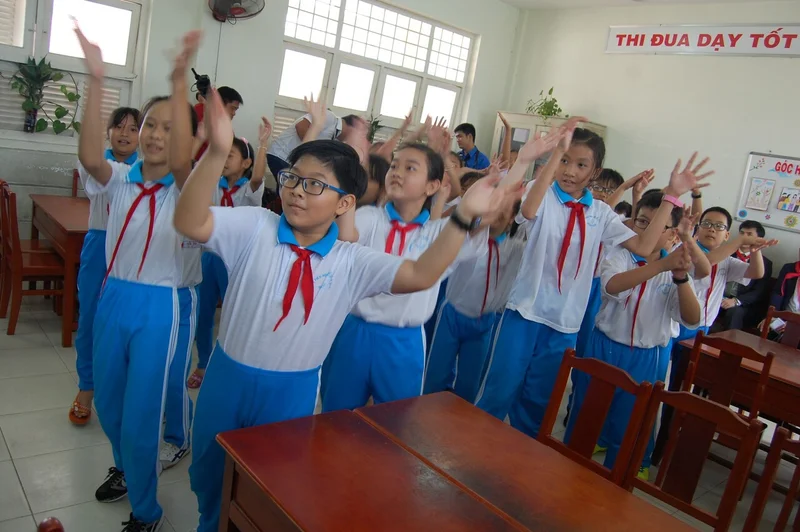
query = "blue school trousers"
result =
(423, 302, 497, 403)
(565, 330, 659, 469)
(423, 279, 448, 353)
(93, 278, 197, 524)
(321, 314, 425, 412)
(195, 252, 229, 370)
(74, 230, 106, 391)
(190, 345, 319, 532)
(475, 309, 578, 437)
(575, 277, 602, 358)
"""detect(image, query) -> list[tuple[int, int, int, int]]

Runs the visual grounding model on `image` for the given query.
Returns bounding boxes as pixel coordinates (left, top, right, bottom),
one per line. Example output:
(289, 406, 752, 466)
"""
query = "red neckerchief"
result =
(704, 264, 718, 326)
(386, 220, 421, 255)
(273, 245, 315, 331)
(781, 262, 800, 296)
(220, 185, 241, 207)
(735, 250, 750, 263)
(103, 183, 165, 286)
(557, 201, 587, 293)
(481, 238, 501, 314)
(624, 260, 648, 347)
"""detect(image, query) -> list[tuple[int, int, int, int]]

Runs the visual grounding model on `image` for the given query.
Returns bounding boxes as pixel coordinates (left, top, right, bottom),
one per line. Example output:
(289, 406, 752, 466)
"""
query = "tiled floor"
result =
(0, 299, 794, 531)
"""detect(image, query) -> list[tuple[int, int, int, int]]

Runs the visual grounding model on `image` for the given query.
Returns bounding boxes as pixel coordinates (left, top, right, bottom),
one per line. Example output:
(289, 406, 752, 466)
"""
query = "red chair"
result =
(762, 305, 800, 348)
(538, 348, 652, 486)
(0, 186, 64, 333)
(71, 168, 80, 197)
(744, 426, 800, 531)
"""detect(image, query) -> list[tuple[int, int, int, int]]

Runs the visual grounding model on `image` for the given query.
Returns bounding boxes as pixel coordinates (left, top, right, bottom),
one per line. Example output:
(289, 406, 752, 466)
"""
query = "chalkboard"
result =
(735, 152, 800, 234)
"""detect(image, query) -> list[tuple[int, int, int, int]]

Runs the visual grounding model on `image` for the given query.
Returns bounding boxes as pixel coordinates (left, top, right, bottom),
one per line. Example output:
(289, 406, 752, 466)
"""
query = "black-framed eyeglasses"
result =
(633, 217, 673, 231)
(590, 183, 616, 195)
(278, 170, 347, 196)
(699, 220, 728, 231)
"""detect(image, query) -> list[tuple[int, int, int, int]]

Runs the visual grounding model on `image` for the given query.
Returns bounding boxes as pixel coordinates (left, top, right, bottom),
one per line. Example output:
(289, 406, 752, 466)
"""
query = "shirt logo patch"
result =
(657, 282, 672, 295)
(181, 239, 201, 249)
(315, 272, 333, 291)
(405, 234, 433, 254)
(585, 215, 600, 227)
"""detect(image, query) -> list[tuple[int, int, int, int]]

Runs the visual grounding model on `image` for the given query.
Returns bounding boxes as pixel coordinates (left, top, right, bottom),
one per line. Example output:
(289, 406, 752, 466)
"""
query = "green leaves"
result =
(35, 119, 48, 132)
(526, 87, 564, 118)
(73, 121, 81, 134)
(21, 99, 35, 112)
(54, 105, 68, 119)
(52, 120, 66, 135)
(11, 56, 81, 134)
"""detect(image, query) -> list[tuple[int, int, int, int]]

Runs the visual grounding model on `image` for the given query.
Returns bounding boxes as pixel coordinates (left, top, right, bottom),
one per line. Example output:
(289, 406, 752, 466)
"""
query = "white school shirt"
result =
(268, 111, 341, 162)
(206, 208, 404, 371)
(692, 250, 750, 327)
(352, 203, 482, 327)
(446, 234, 526, 318)
(85, 161, 202, 287)
(210, 177, 264, 207)
(596, 247, 699, 349)
(507, 183, 636, 334)
(78, 149, 138, 231)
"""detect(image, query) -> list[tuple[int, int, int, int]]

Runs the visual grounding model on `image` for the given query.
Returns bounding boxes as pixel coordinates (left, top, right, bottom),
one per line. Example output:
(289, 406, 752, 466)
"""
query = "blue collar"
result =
(385, 202, 430, 225)
(631, 248, 669, 264)
(492, 233, 507, 244)
(553, 181, 593, 207)
(276, 214, 338, 257)
(127, 161, 174, 186)
(697, 241, 711, 254)
(105, 148, 138, 166)
(219, 177, 249, 189)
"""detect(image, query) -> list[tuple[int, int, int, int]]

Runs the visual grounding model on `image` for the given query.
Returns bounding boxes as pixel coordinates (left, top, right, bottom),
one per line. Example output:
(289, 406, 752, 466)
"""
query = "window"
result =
(0, 0, 141, 137)
(277, 0, 476, 134)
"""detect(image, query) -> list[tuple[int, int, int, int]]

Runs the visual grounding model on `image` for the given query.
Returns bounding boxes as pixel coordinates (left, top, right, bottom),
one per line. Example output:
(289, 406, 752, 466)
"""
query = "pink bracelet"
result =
(662, 194, 684, 208)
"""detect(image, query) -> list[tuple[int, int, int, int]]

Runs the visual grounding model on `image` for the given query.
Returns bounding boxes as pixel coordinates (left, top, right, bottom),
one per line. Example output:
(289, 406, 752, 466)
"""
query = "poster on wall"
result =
(607, 24, 800, 57)
(735, 152, 800, 234)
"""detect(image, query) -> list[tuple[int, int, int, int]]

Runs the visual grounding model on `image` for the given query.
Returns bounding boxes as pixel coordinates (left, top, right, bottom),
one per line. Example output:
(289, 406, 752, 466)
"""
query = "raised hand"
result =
(73, 23, 104, 79)
(434, 116, 447, 129)
(460, 171, 524, 218)
(750, 238, 779, 253)
(303, 93, 327, 126)
(171, 30, 203, 81)
(676, 208, 699, 240)
(517, 129, 565, 165)
(557, 116, 589, 152)
(498, 112, 510, 127)
(631, 169, 656, 195)
(665, 245, 693, 275)
(205, 88, 234, 157)
(401, 112, 413, 132)
(428, 122, 451, 155)
(258, 116, 273, 147)
(665, 153, 714, 197)
(486, 154, 509, 175)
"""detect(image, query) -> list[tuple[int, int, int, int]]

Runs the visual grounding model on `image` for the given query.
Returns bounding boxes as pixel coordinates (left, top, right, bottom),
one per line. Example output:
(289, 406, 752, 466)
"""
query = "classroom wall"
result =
(508, 0, 800, 269)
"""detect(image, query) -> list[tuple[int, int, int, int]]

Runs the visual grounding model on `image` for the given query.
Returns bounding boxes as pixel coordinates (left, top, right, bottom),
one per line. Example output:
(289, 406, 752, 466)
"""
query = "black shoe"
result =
(121, 513, 164, 532)
(96, 467, 127, 503)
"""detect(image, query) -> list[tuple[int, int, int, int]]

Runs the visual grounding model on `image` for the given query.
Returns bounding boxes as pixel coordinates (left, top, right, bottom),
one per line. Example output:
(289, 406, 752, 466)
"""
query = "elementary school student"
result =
(475, 119, 714, 438)
(187, 123, 270, 390)
(566, 191, 707, 479)
(75, 28, 202, 532)
(320, 126, 490, 413)
(70, 106, 140, 426)
(173, 84, 511, 531)
(424, 198, 525, 402)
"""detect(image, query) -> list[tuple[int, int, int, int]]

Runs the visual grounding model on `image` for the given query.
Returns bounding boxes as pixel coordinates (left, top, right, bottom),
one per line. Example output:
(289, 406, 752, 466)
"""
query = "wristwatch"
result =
(450, 208, 481, 232)
(673, 275, 690, 285)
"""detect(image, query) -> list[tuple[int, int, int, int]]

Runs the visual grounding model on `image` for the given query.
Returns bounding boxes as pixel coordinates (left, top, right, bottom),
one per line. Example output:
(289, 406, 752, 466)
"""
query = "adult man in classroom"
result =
(454, 122, 490, 170)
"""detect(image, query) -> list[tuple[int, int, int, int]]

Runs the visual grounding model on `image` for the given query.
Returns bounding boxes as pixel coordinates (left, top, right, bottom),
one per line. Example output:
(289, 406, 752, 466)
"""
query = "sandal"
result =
(68, 399, 92, 426)
(187, 370, 204, 389)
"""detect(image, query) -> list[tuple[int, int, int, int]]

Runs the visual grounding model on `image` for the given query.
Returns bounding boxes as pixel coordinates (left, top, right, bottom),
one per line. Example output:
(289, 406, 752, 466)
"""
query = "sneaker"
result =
(159, 442, 190, 470)
(121, 513, 164, 532)
(96, 467, 127, 503)
(637, 466, 650, 482)
(593, 445, 607, 455)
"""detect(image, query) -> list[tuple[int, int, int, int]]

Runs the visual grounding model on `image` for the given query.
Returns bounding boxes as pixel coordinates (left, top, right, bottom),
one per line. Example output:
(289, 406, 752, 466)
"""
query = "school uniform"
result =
(88, 161, 200, 524)
(74, 149, 137, 392)
(424, 233, 525, 402)
(321, 203, 481, 412)
(475, 183, 635, 438)
(188, 208, 404, 532)
(195, 177, 264, 371)
(566, 247, 699, 468)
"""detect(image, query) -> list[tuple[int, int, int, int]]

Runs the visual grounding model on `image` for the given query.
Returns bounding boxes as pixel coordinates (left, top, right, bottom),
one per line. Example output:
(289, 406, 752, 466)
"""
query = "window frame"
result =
(275, 42, 334, 112)
(419, 78, 462, 130)
(329, 55, 379, 117)
(373, 67, 421, 129)
(0, 0, 38, 63)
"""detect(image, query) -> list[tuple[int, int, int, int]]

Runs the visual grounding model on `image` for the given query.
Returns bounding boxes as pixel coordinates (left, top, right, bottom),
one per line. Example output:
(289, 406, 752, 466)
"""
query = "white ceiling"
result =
(501, 0, 793, 9)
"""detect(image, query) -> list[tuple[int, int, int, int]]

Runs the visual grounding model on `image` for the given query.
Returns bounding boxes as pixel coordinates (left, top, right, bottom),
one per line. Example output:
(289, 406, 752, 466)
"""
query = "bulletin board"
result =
(735, 152, 800, 234)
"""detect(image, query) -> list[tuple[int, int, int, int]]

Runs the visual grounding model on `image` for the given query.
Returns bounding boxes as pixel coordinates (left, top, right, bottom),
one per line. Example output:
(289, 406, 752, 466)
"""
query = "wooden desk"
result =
(356, 393, 691, 532)
(680, 329, 800, 426)
(29, 195, 88, 347)
(216, 410, 520, 532)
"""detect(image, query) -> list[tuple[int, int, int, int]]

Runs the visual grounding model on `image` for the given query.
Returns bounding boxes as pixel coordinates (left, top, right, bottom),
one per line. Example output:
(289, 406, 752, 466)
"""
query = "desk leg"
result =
(219, 455, 239, 532)
(61, 260, 76, 347)
(29, 211, 39, 292)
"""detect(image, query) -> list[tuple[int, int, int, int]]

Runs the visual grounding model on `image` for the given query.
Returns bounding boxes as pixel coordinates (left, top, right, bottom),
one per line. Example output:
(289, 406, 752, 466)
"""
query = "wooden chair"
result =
(0, 186, 64, 334)
(71, 168, 80, 197)
(744, 426, 800, 531)
(538, 348, 653, 486)
(625, 384, 763, 531)
(762, 305, 800, 348)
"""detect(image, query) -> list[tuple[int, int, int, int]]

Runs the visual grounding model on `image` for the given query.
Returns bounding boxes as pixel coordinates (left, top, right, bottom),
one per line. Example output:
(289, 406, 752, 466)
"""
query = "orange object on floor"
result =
(68, 399, 92, 426)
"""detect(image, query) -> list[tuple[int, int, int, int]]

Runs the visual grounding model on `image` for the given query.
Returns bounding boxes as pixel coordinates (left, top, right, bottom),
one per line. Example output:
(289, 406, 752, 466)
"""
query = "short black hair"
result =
(396, 143, 444, 183)
(139, 96, 199, 136)
(571, 128, 605, 170)
(454, 123, 477, 141)
(739, 220, 765, 238)
(342, 114, 364, 128)
(287, 139, 367, 199)
(460, 171, 483, 188)
(450, 151, 464, 168)
(217, 86, 243, 105)
(107, 107, 140, 131)
(232, 137, 253, 161)
(595, 168, 624, 189)
(368, 153, 389, 186)
(701, 206, 732, 230)
(635, 191, 681, 228)
(615, 201, 632, 218)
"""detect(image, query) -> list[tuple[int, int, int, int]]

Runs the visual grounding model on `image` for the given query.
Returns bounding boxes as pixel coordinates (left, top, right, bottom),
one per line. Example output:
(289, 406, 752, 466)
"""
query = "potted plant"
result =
(9, 57, 81, 134)
(367, 114, 382, 142)
(525, 87, 565, 121)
